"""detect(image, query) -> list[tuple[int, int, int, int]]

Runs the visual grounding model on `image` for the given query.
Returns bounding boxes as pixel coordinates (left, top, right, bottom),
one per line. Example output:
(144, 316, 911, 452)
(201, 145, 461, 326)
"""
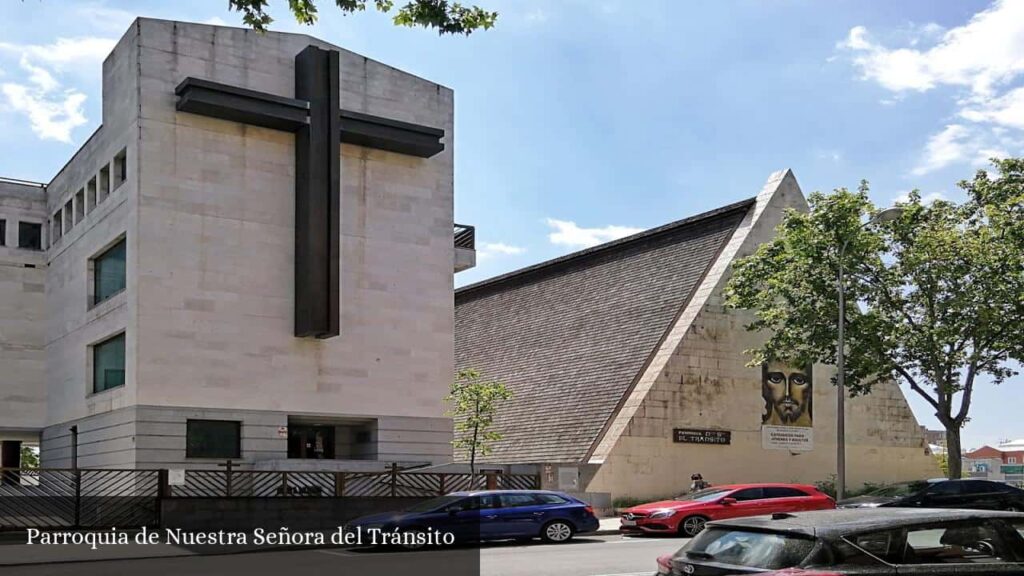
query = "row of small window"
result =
(51, 148, 126, 244)
(0, 219, 43, 250)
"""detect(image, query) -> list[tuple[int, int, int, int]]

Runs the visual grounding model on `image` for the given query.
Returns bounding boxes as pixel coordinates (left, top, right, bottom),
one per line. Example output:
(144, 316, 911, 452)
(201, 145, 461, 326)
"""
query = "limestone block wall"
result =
(130, 20, 455, 437)
(588, 172, 939, 500)
(42, 23, 142, 436)
(0, 180, 48, 436)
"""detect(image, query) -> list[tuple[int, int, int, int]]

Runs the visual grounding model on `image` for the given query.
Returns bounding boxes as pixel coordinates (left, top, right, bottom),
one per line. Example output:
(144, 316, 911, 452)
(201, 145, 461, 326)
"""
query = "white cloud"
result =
(477, 242, 525, 261)
(545, 218, 643, 249)
(523, 9, 548, 23)
(0, 37, 116, 72)
(815, 149, 843, 162)
(204, 16, 229, 26)
(0, 37, 113, 143)
(912, 124, 972, 175)
(837, 1, 1024, 175)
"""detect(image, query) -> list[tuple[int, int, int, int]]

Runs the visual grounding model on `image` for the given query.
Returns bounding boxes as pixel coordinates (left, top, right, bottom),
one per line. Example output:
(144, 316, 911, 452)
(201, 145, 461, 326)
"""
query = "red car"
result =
(620, 483, 835, 537)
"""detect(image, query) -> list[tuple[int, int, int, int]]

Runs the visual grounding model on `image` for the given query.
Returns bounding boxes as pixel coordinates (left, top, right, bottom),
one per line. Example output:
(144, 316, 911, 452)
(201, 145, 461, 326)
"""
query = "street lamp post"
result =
(836, 207, 903, 502)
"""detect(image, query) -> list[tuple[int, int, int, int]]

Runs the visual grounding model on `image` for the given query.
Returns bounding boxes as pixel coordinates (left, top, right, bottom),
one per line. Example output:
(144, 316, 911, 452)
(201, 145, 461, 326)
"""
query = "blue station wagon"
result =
(347, 489, 600, 544)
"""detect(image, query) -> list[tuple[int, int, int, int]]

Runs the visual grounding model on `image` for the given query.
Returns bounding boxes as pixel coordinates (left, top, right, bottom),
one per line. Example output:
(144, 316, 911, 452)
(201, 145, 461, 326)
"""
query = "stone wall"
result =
(131, 20, 455, 438)
(587, 171, 939, 500)
(0, 179, 48, 437)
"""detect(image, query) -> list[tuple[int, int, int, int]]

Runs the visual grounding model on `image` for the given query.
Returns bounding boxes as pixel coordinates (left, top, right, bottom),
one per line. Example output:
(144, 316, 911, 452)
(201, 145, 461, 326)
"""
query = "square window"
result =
(52, 211, 62, 242)
(92, 333, 125, 393)
(18, 222, 42, 250)
(113, 149, 127, 190)
(93, 238, 126, 305)
(186, 420, 241, 459)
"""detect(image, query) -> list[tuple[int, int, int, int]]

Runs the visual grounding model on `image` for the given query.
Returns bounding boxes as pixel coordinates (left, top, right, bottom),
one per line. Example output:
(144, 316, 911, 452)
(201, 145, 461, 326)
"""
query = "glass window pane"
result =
(94, 239, 126, 304)
(93, 333, 125, 393)
(18, 222, 42, 250)
(186, 420, 241, 459)
(0, 220, 6, 246)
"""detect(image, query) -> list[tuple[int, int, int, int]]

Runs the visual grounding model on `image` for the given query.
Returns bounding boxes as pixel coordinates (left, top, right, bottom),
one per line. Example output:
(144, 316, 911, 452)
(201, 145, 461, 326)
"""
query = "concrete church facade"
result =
(0, 19, 474, 470)
(456, 170, 940, 501)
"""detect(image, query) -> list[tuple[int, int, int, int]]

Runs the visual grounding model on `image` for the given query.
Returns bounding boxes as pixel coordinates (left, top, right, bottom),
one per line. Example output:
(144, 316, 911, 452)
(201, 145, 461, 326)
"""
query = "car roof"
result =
(703, 483, 821, 491)
(707, 508, 1024, 538)
(446, 489, 570, 497)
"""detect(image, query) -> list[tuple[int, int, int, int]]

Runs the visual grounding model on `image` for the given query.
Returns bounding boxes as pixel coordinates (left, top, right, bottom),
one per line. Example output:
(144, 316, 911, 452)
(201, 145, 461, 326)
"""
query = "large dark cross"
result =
(174, 46, 444, 339)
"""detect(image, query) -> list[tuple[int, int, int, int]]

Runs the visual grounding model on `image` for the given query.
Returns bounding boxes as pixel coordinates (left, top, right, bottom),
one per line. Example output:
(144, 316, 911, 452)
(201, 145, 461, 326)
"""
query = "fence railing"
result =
(168, 467, 539, 498)
(454, 223, 475, 250)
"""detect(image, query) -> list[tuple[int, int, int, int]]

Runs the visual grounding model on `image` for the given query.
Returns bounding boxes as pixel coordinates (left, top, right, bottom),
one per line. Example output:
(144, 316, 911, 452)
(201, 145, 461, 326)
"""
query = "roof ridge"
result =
(456, 197, 756, 298)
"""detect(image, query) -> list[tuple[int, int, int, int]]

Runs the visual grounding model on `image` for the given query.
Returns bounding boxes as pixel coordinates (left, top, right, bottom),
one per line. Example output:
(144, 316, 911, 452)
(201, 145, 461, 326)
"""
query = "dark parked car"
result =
(653, 508, 1024, 575)
(346, 489, 599, 545)
(839, 479, 1024, 512)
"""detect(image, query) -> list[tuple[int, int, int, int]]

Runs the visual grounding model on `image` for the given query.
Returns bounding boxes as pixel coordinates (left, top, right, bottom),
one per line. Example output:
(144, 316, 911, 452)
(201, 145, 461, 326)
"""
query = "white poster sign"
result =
(762, 425, 814, 451)
(168, 469, 186, 486)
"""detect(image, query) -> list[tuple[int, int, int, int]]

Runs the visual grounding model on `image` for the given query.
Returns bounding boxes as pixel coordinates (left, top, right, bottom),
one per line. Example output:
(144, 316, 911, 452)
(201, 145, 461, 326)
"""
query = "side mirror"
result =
(721, 497, 737, 505)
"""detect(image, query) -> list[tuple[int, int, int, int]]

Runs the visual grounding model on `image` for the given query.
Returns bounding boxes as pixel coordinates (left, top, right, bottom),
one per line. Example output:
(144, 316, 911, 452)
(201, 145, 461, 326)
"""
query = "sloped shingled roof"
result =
(455, 199, 755, 464)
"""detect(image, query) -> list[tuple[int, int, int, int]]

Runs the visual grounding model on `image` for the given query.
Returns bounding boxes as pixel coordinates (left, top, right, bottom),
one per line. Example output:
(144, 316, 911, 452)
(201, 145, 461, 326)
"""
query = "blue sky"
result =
(2, 0, 1022, 451)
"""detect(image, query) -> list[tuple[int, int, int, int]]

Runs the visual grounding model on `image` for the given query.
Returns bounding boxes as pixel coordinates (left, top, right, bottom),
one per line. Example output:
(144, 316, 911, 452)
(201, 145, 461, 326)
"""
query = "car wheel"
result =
(679, 515, 708, 537)
(541, 520, 575, 543)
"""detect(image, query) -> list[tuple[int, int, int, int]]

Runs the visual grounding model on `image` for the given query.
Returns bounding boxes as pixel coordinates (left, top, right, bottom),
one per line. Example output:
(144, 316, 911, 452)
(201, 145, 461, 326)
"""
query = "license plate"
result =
(621, 519, 636, 526)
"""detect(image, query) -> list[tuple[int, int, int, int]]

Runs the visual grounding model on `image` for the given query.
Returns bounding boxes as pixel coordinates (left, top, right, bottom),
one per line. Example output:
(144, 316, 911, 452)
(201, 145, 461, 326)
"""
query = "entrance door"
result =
(288, 425, 335, 459)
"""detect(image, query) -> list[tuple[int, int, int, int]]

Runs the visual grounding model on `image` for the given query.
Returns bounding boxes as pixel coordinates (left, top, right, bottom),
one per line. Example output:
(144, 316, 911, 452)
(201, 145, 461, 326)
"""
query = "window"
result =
(113, 148, 127, 189)
(186, 420, 241, 459)
(86, 177, 97, 213)
(75, 189, 85, 223)
(534, 494, 570, 504)
(0, 219, 5, 246)
(764, 487, 809, 499)
(1010, 457, 1018, 464)
(927, 481, 961, 496)
(63, 200, 73, 231)
(93, 239, 126, 305)
(731, 488, 765, 501)
(52, 211, 62, 242)
(92, 333, 125, 393)
(18, 222, 42, 250)
(683, 529, 816, 570)
(98, 165, 110, 203)
(499, 493, 540, 508)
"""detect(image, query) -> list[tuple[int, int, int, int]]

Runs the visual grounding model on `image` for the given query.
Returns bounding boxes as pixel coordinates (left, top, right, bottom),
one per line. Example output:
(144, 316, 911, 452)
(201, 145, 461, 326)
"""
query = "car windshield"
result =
(861, 481, 931, 497)
(402, 495, 465, 513)
(676, 488, 733, 502)
(678, 528, 816, 570)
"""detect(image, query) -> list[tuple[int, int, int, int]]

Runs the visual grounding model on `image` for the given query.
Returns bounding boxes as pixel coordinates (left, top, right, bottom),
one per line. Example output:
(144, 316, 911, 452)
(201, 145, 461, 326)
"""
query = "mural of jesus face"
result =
(762, 362, 812, 427)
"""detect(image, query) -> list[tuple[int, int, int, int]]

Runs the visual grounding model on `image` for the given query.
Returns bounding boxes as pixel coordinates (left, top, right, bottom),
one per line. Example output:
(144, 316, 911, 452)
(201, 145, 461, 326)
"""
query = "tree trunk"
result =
(945, 426, 962, 480)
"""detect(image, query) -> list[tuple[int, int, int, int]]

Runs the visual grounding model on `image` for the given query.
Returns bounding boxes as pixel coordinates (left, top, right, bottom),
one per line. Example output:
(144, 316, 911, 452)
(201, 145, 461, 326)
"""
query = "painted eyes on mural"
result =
(790, 374, 808, 387)
(766, 372, 786, 385)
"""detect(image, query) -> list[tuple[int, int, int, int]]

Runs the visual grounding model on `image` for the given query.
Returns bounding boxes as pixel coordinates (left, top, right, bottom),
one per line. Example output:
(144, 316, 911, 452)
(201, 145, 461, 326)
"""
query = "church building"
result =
(455, 170, 940, 500)
(0, 19, 474, 470)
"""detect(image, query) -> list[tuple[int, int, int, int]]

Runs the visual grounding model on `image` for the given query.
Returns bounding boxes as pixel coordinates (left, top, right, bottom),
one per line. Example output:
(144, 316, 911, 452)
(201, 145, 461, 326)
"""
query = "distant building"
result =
(921, 427, 946, 447)
(964, 445, 1024, 486)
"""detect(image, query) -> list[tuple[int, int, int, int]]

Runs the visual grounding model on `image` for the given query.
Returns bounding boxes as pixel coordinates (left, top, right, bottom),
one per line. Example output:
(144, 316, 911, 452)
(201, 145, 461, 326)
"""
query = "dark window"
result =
(845, 529, 904, 564)
(499, 493, 539, 508)
(683, 528, 816, 570)
(927, 481, 962, 496)
(965, 480, 1011, 494)
(113, 149, 127, 189)
(93, 239, 126, 304)
(0, 219, 5, 246)
(92, 333, 125, 393)
(18, 222, 42, 250)
(534, 494, 570, 504)
(899, 521, 1010, 564)
(731, 488, 764, 501)
(764, 487, 808, 498)
(52, 211, 62, 241)
(186, 420, 241, 459)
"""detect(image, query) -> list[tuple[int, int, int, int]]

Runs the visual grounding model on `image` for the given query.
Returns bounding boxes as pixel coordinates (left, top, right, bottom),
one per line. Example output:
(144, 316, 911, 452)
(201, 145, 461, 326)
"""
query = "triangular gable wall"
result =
(586, 170, 939, 499)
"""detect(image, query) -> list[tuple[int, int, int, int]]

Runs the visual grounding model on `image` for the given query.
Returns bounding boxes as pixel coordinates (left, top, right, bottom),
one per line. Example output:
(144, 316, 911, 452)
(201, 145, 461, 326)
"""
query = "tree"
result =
(228, 0, 497, 34)
(20, 445, 39, 468)
(447, 368, 511, 478)
(724, 159, 1024, 480)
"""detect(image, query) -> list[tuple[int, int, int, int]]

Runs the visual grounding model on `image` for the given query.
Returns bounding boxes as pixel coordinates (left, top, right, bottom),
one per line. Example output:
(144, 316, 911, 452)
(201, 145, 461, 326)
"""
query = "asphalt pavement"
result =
(0, 533, 689, 576)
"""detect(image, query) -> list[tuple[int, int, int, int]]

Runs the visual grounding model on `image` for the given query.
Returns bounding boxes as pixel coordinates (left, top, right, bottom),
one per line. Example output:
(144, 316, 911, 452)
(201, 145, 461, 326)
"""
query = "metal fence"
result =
(0, 466, 540, 529)
(0, 468, 159, 529)
(168, 468, 539, 498)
